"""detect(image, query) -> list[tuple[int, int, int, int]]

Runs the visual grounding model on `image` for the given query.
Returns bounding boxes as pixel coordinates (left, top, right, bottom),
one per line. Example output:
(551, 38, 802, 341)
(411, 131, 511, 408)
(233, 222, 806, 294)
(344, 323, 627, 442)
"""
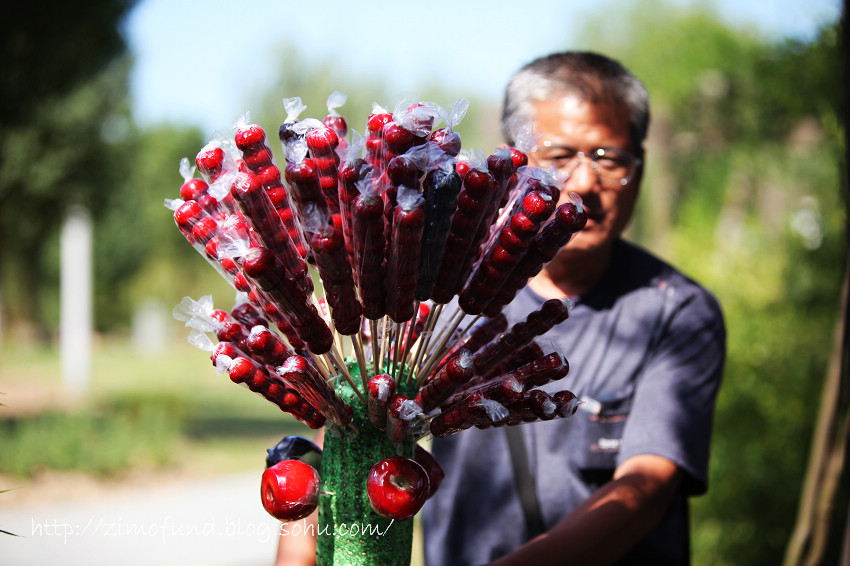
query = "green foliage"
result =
(0, 2, 138, 337)
(579, 5, 845, 564)
(0, 395, 184, 477)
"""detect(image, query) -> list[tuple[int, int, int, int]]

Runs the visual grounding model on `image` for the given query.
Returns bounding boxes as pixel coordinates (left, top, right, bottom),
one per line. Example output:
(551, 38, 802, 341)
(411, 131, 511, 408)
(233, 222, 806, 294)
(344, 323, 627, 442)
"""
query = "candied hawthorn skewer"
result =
(233, 116, 306, 258)
(229, 171, 313, 295)
(385, 187, 426, 324)
(241, 245, 333, 355)
(429, 158, 499, 304)
(471, 298, 571, 376)
(384, 144, 428, 246)
(302, 210, 363, 336)
(482, 341, 545, 380)
(429, 391, 508, 438)
(451, 148, 518, 293)
(303, 118, 343, 216)
(365, 103, 393, 168)
(283, 138, 334, 235)
(457, 179, 558, 315)
(415, 349, 476, 412)
(415, 155, 463, 302)
(211, 344, 325, 429)
(489, 390, 555, 426)
(350, 179, 387, 321)
(337, 133, 370, 264)
(487, 196, 587, 315)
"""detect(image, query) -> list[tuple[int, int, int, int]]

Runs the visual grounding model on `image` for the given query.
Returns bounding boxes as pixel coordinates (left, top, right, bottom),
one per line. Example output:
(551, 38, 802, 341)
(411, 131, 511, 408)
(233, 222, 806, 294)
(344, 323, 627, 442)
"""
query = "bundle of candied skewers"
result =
(166, 92, 586, 566)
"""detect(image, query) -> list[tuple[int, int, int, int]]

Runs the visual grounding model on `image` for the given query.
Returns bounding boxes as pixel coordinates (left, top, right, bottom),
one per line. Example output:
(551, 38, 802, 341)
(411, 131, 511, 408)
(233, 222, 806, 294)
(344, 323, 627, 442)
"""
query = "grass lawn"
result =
(0, 335, 310, 481)
(0, 333, 425, 565)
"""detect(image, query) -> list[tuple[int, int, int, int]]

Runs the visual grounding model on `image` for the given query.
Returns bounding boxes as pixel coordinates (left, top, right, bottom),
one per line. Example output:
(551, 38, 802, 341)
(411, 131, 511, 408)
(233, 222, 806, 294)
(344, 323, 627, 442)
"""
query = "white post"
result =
(60, 206, 93, 395)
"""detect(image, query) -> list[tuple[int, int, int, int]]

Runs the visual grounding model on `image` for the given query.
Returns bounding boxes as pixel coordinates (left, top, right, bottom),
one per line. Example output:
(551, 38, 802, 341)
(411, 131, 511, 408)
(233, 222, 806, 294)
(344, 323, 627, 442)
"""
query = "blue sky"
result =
(123, 0, 842, 137)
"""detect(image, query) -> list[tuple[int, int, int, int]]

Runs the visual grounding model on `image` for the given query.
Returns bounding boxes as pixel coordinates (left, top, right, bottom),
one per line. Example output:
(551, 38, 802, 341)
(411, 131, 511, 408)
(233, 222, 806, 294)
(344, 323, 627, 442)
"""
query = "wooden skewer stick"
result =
(309, 351, 332, 381)
(400, 303, 420, 383)
(409, 302, 444, 381)
(370, 319, 380, 372)
(352, 332, 371, 392)
(419, 306, 464, 367)
(391, 320, 406, 382)
(325, 349, 367, 406)
(379, 317, 392, 374)
(416, 309, 467, 387)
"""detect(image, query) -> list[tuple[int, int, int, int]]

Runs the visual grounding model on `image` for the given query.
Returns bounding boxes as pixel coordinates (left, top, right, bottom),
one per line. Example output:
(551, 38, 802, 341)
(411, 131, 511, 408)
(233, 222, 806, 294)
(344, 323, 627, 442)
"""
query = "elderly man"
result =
(422, 51, 725, 565)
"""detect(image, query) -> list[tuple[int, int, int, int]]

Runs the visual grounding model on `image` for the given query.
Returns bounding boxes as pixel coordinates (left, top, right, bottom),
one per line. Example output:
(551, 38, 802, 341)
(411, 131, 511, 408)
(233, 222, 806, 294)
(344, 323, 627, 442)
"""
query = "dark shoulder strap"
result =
(504, 426, 546, 539)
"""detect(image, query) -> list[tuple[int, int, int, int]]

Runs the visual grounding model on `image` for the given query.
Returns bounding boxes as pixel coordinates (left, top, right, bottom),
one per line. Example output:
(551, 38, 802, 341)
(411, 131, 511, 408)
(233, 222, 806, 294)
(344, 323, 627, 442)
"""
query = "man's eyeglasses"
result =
(530, 141, 641, 187)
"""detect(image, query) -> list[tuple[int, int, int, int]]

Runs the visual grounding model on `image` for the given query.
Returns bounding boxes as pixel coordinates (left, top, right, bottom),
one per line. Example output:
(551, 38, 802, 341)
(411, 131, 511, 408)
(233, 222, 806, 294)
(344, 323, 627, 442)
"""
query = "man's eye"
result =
(546, 149, 578, 161)
(597, 157, 621, 169)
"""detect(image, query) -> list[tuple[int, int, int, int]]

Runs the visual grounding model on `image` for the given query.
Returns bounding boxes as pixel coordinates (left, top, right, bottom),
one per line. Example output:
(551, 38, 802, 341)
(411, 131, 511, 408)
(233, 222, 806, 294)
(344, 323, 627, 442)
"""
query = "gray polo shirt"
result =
(422, 239, 726, 565)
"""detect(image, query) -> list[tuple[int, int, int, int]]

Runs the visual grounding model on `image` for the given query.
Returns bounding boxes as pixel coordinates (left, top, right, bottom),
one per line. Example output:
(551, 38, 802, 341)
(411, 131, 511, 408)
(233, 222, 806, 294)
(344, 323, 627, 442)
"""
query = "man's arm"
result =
(274, 510, 318, 566)
(274, 429, 324, 566)
(485, 454, 682, 566)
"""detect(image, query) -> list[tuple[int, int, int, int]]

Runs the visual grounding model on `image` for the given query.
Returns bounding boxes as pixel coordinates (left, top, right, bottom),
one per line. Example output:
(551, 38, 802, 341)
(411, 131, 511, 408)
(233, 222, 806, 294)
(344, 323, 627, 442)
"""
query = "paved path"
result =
(0, 472, 281, 566)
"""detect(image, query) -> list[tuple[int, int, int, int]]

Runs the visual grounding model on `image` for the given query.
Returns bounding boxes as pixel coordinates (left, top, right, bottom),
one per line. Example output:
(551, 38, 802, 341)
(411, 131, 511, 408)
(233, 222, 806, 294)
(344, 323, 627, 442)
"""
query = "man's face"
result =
(526, 96, 642, 261)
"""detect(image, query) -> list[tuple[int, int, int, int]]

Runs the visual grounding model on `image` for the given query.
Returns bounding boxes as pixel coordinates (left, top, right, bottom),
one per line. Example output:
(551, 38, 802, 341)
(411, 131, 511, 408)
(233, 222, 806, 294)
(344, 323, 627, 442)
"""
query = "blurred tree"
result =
(577, 3, 845, 564)
(0, 1, 139, 339)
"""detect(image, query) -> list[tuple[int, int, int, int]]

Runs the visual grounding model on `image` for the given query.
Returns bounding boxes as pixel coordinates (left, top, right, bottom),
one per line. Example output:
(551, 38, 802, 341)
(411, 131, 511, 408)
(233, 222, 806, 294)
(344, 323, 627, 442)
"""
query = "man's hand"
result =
(485, 454, 682, 566)
(274, 510, 318, 566)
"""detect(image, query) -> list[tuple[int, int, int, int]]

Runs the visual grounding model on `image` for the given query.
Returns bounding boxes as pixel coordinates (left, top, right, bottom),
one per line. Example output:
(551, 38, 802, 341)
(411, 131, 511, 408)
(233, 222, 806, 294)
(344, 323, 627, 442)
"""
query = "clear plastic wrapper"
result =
(237, 243, 333, 354)
(429, 97, 469, 157)
(322, 91, 349, 144)
(430, 391, 508, 438)
(367, 373, 396, 430)
(386, 394, 423, 446)
(277, 356, 353, 428)
(278, 96, 308, 146)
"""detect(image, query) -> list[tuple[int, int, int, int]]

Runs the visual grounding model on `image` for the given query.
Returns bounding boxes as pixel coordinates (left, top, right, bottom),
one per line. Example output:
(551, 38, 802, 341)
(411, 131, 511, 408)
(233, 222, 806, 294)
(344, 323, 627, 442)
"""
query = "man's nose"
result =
(564, 158, 601, 194)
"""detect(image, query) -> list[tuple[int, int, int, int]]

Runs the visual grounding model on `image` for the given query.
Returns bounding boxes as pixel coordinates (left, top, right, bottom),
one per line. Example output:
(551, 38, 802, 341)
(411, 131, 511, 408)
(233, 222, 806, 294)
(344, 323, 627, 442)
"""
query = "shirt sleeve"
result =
(617, 283, 726, 495)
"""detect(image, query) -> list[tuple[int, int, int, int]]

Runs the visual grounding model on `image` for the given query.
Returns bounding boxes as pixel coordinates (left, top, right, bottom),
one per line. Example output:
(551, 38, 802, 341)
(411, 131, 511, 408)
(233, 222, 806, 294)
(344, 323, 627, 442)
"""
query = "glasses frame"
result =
(530, 141, 642, 187)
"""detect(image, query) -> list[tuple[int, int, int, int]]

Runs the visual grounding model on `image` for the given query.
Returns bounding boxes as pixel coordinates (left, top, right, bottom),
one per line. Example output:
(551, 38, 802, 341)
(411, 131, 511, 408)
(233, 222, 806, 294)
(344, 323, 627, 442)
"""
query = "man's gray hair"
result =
(501, 51, 650, 154)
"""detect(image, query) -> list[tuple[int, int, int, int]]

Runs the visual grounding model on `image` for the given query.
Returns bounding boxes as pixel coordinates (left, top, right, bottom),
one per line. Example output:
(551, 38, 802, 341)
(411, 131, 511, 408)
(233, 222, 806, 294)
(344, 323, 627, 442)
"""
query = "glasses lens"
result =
(532, 144, 637, 187)
(592, 149, 635, 183)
